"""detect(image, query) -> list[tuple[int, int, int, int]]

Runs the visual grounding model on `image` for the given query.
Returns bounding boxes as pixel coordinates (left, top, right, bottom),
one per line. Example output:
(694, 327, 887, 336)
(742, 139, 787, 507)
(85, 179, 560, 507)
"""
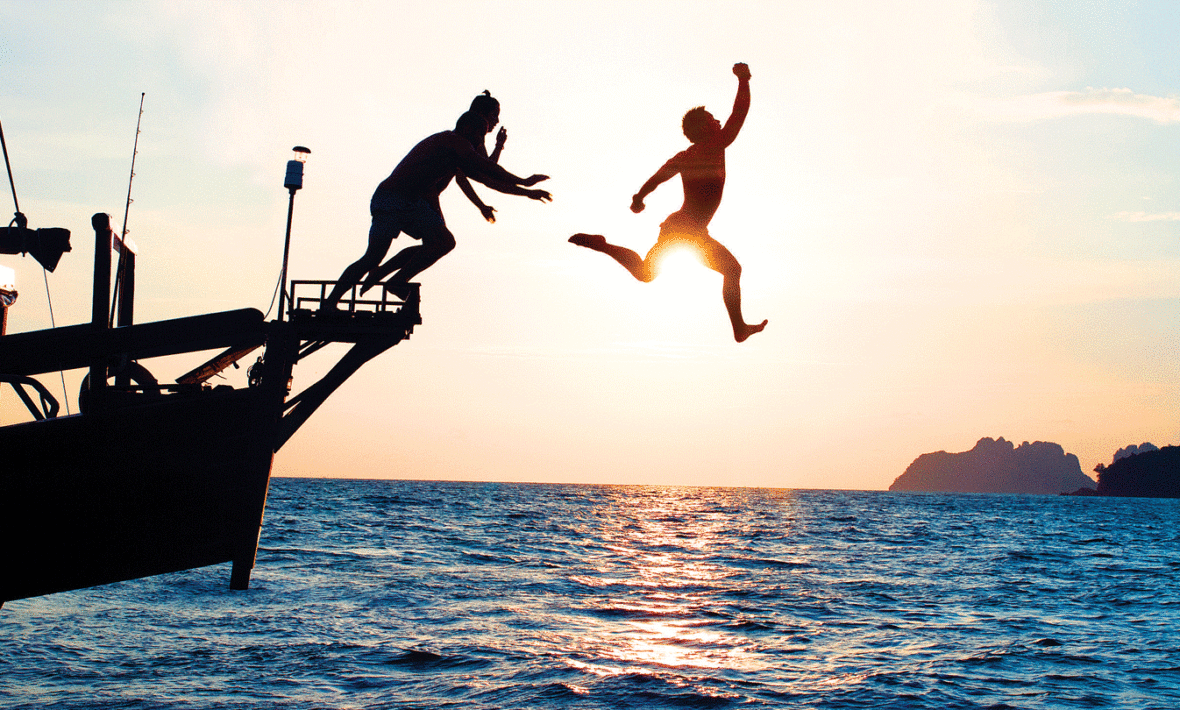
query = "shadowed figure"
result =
(570, 63, 767, 343)
(323, 107, 550, 309)
(359, 91, 513, 295)
(456, 90, 509, 224)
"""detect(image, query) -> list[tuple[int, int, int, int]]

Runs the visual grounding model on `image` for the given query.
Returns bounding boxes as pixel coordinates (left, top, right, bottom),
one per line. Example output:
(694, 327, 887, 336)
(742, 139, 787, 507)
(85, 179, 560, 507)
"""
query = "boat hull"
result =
(1, 385, 280, 603)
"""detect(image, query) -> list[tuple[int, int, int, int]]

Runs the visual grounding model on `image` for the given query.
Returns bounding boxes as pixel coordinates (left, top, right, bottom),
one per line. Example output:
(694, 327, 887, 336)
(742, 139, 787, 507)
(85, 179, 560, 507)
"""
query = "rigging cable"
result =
(1, 115, 22, 225)
(41, 266, 69, 415)
(0, 115, 70, 415)
(263, 263, 283, 319)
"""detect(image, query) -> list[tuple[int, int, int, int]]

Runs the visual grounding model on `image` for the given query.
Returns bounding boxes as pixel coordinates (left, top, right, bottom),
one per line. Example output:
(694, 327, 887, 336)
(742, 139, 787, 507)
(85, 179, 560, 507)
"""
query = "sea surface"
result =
(2, 480, 1178, 709)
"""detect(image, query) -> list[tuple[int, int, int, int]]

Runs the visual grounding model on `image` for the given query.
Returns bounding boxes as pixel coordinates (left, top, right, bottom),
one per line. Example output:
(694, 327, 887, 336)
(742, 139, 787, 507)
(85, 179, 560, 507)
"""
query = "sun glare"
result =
(645, 245, 722, 325)
(651, 243, 707, 280)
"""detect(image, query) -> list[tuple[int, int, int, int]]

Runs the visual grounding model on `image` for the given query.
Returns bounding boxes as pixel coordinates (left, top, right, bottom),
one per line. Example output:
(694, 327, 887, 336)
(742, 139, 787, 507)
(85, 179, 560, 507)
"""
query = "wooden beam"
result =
(0, 308, 266, 376)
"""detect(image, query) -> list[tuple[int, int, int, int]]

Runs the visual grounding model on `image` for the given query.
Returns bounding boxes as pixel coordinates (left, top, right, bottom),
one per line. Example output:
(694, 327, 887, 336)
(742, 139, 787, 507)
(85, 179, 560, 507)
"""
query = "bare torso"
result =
(670, 140, 726, 226)
(376, 131, 467, 203)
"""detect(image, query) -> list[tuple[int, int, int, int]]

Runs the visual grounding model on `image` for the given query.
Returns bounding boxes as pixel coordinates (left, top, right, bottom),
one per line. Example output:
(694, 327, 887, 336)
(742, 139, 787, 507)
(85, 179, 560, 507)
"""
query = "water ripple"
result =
(2, 482, 1179, 709)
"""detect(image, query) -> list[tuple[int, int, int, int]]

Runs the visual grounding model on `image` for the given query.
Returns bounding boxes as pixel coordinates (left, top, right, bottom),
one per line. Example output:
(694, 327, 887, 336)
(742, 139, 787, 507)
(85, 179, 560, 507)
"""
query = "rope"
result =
(3, 116, 72, 416)
(263, 265, 283, 320)
(41, 266, 70, 416)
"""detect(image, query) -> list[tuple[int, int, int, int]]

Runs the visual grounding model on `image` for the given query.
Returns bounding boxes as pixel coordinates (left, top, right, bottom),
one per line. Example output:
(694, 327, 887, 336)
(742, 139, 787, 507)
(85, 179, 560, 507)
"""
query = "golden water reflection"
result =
(568, 488, 795, 674)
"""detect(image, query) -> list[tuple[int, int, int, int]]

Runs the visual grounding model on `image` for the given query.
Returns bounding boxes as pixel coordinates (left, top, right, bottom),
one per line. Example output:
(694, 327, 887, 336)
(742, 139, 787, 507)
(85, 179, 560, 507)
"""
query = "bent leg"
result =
(359, 245, 419, 295)
(569, 233, 655, 283)
(383, 225, 456, 297)
(324, 217, 399, 309)
(700, 238, 767, 343)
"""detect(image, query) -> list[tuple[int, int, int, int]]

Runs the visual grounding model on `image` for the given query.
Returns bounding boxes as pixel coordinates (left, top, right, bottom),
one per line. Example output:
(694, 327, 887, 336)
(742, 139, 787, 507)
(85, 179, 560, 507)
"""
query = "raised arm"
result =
(489, 127, 507, 163)
(719, 62, 751, 148)
(630, 155, 683, 213)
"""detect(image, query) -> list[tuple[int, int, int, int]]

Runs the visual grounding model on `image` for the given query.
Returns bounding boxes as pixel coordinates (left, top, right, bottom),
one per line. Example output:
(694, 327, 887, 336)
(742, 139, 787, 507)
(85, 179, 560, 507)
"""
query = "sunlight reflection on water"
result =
(565, 488, 776, 674)
(7, 482, 1179, 709)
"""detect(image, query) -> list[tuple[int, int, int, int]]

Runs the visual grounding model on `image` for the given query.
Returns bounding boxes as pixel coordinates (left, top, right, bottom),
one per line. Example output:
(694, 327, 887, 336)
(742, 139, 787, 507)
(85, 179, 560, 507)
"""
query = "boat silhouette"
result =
(2, 192, 418, 607)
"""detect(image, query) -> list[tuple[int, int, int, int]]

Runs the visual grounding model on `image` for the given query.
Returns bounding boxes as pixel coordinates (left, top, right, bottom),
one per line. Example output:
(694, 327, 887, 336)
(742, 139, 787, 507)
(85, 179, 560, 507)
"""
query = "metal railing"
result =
(287, 280, 418, 317)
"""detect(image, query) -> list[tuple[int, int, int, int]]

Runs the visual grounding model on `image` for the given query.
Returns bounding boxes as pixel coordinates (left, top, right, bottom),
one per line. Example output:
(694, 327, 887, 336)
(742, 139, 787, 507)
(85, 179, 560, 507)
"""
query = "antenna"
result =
(110, 93, 145, 327)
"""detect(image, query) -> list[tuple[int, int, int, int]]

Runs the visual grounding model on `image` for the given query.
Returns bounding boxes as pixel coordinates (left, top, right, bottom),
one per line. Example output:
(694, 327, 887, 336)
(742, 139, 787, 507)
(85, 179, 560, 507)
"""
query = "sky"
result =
(1, 0, 1177, 490)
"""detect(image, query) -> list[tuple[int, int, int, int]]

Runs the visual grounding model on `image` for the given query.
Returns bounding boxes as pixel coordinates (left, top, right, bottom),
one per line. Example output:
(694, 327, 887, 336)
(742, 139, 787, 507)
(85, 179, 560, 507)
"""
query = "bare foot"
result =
(383, 281, 411, 300)
(735, 319, 768, 343)
(569, 233, 607, 250)
(358, 271, 384, 296)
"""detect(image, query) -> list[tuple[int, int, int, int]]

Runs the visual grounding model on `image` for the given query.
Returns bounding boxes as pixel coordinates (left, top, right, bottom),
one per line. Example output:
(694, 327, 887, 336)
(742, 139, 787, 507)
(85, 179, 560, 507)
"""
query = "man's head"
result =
(454, 110, 490, 145)
(682, 106, 720, 144)
(470, 90, 501, 129)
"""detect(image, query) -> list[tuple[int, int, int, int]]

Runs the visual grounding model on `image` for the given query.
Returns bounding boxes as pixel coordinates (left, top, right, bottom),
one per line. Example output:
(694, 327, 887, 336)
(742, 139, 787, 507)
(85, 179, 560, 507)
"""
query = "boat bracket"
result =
(0, 373, 60, 420)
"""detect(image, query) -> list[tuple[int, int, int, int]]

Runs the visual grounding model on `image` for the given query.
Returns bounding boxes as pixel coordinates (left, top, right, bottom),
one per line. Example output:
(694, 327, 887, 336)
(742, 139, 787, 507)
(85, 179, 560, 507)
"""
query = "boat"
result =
(1, 150, 418, 607)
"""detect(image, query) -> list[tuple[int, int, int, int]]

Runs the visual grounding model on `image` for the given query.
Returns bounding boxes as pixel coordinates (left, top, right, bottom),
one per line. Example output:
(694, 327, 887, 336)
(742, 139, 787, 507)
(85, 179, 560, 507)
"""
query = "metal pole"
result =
(277, 188, 296, 321)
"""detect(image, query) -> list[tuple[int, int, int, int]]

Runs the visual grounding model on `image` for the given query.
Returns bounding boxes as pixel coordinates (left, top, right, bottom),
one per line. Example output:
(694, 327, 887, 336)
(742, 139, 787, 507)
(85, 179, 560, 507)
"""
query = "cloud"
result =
(978, 87, 1180, 124)
(1109, 211, 1180, 222)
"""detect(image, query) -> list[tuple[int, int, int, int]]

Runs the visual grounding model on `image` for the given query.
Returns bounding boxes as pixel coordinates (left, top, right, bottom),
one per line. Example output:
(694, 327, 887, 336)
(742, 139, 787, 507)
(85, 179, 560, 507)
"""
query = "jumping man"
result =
(570, 62, 766, 343)
(359, 91, 513, 295)
(323, 110, 550, 309)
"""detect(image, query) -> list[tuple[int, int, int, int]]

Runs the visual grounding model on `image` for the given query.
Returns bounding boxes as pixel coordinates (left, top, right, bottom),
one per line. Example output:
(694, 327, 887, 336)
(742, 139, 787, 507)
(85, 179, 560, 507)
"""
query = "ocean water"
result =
(2, 480, 1178, 709)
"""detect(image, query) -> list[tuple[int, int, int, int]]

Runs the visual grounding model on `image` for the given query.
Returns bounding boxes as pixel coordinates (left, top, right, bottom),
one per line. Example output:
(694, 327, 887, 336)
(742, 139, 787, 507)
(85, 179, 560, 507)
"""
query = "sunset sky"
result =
(1, 0, 1176, 490)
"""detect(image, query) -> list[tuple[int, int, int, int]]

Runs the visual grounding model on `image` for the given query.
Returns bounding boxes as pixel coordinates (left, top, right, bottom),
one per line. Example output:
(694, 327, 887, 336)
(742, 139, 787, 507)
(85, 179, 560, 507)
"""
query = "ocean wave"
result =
(3, 482, 1179, 709)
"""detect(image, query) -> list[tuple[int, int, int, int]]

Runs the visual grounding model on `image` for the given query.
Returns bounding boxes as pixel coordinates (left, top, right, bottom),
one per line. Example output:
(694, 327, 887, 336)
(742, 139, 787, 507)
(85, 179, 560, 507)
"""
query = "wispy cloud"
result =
(1109, 211, 1180, 222)
(978, 87, 1180, 124)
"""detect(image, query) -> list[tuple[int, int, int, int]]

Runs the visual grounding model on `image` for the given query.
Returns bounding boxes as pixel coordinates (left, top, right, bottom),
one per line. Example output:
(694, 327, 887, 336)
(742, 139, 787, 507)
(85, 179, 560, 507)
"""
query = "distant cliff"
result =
(1090, 446, 1180, 498)
(890, 437, 1095, 494)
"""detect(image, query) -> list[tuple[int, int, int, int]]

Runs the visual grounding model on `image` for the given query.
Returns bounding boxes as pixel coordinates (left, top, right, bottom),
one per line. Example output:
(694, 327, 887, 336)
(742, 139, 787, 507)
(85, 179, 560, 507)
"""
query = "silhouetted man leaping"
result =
(323, 110, 550, 310)
(570, 63, 767, 343)
(358, 91, 514, 296)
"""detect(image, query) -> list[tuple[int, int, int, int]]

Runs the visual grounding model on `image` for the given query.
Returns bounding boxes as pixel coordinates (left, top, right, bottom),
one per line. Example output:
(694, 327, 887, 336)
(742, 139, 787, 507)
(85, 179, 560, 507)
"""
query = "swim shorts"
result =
(369, 190, 445, 244)
(637, 211, 739, 280)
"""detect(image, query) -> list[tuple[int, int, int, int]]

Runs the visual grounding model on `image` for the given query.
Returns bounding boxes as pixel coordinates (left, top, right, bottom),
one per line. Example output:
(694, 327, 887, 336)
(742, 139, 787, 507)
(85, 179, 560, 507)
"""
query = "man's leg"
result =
(699, 237, 767, 343)
(382, 225, 456, 298)
(359, 245, 419, 295)
(323, 216, 398, 309)
(569, 234, 656, 283)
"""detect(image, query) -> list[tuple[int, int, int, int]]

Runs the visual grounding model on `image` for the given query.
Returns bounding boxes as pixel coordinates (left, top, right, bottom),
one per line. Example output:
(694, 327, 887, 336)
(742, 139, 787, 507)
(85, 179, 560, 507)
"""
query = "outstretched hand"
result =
(630, 194, 645, 213)
(480, 204, 497, 223)
(522, 174, 549, 187)
(733, 62, 751, 81)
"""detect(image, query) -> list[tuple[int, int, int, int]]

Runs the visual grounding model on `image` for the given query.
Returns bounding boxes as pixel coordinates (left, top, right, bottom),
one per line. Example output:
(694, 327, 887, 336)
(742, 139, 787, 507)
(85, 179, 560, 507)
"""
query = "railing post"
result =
(90, 213, 113, 393)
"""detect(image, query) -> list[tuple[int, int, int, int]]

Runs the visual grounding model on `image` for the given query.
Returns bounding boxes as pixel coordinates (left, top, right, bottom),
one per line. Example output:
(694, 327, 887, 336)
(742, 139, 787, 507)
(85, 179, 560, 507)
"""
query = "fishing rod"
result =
(110, 92, 145, 327)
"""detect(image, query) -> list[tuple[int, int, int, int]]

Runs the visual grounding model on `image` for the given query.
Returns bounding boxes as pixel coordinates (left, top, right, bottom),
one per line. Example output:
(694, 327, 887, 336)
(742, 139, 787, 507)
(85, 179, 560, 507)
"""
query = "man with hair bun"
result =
(358, 90, 523, 297)
(456, 90, 509, 224)
(323, 108, 550, 310)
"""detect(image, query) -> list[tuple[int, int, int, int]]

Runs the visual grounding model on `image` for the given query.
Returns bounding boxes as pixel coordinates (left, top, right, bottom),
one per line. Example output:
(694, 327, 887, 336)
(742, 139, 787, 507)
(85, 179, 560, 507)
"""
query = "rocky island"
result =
(1070, 444, 1180, 498)
(889, 437, 1095, 494)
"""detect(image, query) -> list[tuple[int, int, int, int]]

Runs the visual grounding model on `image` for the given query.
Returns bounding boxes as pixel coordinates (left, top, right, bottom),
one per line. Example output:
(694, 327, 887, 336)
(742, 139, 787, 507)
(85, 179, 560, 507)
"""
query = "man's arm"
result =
(719, 62, 751, 148)
(489, 127, 507, 163)
(451, 134, 547, 193)
(477, 174, 552, 202)
(631, 155, 683, 213)
(455, 171, 497, 222)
